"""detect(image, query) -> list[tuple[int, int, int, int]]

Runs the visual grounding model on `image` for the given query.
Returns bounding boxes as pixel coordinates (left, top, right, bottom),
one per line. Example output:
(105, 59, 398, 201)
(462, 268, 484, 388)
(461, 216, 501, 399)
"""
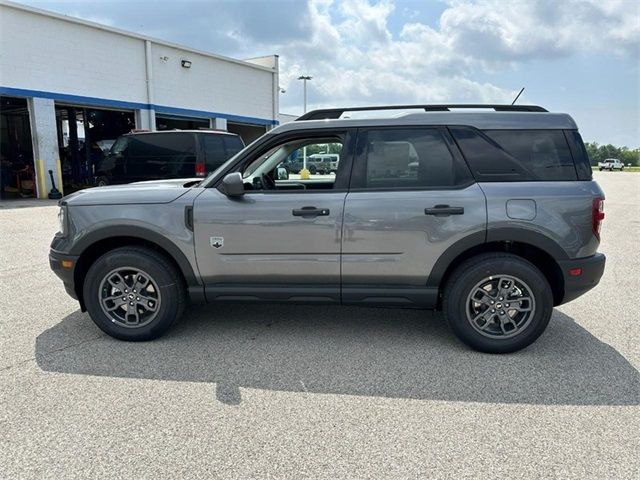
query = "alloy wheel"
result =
(98, 267, 161, 328)
(466, 275, 536, 339)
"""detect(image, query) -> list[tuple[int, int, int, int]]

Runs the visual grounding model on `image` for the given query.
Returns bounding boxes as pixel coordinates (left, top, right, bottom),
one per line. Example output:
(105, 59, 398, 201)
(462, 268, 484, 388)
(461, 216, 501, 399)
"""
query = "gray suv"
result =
(49, 104, 606, 353)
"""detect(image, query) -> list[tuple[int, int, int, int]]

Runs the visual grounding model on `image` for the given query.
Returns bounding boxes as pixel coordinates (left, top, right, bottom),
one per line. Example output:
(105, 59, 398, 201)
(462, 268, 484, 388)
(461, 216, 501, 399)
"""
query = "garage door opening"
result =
(227, 122, 267, 144)
(0, 96, 35, 199)
(55, 106, 134, 193)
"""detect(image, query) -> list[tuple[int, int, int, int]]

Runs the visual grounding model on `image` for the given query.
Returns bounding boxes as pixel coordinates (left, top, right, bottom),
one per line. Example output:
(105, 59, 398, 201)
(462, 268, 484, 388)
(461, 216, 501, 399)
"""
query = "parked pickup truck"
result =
(598, 158, 625, 171)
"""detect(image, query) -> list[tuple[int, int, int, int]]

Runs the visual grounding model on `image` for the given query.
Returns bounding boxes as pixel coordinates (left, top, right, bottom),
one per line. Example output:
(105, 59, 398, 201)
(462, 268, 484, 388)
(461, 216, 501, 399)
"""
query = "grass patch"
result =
(592, 166, 640, 173)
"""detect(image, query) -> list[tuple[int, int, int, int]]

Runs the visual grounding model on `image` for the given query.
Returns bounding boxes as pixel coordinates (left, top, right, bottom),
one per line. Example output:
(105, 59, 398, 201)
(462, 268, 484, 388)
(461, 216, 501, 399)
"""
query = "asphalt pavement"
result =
(1, 171, 638, 479)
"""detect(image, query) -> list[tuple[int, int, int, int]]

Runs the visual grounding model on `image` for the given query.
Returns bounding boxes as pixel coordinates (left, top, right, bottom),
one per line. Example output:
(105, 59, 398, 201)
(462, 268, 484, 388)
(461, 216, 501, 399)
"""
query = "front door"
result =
(341, 127, 486, 306)
(193, 130, 355, 303)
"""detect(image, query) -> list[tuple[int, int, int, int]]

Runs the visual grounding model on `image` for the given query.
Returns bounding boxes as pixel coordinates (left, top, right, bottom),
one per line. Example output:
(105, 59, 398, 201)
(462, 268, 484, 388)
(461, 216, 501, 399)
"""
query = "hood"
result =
(63, 179, 200, 206)
(130, 178, 202, 187)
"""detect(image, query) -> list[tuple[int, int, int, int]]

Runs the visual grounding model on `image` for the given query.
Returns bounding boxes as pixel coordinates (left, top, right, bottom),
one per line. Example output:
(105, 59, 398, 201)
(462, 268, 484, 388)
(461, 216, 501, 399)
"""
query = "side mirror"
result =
(221, 172, 244, 197)
(276, 166, 289, 180)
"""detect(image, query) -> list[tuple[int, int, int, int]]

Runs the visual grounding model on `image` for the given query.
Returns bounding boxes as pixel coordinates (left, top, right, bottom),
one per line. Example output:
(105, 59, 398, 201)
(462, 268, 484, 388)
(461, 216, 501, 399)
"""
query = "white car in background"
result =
(598, 158, 625, 171)
(308, 153, 339, 173)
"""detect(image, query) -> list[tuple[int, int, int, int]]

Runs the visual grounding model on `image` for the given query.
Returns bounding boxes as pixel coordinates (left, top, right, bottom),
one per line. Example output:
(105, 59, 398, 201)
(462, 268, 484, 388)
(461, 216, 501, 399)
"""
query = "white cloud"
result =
(338, 0, 395, 44)
(275, 0, 639, 112)
(277, 0, 512, 111)
(440, 0, 640, 64)
(21, 0, 639, 142)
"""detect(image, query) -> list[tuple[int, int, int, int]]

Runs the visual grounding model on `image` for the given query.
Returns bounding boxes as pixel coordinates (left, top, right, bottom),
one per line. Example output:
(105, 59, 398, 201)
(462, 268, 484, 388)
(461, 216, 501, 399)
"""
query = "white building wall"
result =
(151, 44, 275, 121)
(0, 1, 280, 198)
(0, 1, 278, 125)
(279, 113, 299, 124)
(0, 5, 148, 104)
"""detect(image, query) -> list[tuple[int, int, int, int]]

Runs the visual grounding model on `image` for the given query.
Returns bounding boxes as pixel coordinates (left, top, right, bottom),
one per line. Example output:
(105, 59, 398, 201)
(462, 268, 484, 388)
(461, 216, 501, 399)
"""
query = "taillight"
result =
(592, 197, 605, 239)
(195, 161, 205, 177)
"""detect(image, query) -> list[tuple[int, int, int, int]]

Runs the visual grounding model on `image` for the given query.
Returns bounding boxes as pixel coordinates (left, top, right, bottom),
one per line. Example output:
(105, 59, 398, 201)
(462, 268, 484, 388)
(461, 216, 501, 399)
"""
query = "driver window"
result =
(241, 136, 344, 191)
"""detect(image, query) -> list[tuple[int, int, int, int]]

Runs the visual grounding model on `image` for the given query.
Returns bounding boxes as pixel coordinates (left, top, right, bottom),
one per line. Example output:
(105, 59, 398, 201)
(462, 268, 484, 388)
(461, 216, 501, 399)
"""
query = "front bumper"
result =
(558, 253, 606, 305)
(49, 249, 80, 300)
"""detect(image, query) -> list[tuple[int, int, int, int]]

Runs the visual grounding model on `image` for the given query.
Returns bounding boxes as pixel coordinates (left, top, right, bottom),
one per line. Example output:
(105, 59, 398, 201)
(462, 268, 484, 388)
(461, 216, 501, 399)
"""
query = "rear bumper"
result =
(558, 253, 606, 305)
(49, 249, 79, 300)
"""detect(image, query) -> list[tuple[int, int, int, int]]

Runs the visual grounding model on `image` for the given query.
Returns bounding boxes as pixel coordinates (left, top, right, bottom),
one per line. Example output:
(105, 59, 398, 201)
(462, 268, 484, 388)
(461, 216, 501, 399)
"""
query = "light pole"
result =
(297, 75, 312, 113)
(298, 75, 312, 174)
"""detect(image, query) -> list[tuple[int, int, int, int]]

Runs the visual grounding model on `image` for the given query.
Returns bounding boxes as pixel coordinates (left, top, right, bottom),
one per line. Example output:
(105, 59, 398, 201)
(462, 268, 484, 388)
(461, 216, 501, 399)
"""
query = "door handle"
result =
(292, 206, 330, 217)
(424, 205, 464, 216)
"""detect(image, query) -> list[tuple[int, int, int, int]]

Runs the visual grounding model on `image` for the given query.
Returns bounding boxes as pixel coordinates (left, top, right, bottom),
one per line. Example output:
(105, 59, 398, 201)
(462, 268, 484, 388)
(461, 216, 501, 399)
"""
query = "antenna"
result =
(511, 87, 525, 105)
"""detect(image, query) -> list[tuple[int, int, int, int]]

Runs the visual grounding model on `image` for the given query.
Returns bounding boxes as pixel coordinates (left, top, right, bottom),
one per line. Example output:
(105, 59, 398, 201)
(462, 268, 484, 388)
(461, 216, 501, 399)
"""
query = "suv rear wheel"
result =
(83, 246, 186, 341)
(443, 253, 553, 353)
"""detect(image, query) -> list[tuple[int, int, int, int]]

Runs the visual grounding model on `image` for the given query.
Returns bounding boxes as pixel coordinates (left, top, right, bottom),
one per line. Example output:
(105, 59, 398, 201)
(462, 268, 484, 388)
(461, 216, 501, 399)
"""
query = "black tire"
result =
(83, 246, 186, 341)
(96, 176, 109, 187)
(443, 253, 553, 353)
(309, 165, 317, 174)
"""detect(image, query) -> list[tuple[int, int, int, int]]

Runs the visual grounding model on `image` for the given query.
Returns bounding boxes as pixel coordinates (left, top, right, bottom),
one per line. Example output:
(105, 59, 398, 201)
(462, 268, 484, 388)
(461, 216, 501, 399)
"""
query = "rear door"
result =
(341, 127, 486, 306)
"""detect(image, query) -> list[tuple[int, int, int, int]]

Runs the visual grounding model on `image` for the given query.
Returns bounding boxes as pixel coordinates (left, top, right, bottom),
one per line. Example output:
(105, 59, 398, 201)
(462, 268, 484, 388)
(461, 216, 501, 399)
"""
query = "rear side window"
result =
(450, 128, 577, 181)
(128, 133, 196, 176)
(354, 128, 472, 189)
(129, 133, 195, 157)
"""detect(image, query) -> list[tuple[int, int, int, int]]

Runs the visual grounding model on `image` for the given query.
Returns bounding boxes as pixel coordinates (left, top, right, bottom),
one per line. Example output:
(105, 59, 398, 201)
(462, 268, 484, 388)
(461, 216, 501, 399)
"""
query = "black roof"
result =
(296, 104, 548, 121)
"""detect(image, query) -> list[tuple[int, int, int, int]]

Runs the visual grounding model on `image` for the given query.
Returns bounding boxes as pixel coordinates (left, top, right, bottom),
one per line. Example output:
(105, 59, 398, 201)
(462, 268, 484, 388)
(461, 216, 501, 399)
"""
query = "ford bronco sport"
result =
(49, 104, 606, 353)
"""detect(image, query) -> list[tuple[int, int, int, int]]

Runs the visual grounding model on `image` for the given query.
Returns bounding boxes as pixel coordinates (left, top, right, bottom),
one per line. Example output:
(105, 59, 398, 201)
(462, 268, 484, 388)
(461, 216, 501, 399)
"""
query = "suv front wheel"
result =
(443, 253, 553, 353)
(83, 246, 186, 341)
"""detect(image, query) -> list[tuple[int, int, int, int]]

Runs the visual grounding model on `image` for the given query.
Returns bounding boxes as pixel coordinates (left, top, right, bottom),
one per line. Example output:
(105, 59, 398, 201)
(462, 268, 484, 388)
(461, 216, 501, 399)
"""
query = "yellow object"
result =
(35, 158, 64, 198)
(36, 159, 46, 199)
(300, 168, 311, 179)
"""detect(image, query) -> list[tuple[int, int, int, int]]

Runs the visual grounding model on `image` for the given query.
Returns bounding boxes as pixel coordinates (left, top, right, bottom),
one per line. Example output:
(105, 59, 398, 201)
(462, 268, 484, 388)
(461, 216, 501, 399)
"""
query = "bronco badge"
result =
(210, 237, 224, 249)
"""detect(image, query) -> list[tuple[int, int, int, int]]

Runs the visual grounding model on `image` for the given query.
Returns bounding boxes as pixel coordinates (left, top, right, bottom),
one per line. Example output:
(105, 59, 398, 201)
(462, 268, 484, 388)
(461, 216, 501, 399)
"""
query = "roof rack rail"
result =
(296, 104, 548, 121)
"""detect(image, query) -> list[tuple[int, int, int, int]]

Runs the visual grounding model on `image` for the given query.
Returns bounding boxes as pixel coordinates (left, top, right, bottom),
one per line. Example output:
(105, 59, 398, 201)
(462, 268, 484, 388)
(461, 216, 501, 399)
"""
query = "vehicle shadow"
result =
(36, 304, 639, 406)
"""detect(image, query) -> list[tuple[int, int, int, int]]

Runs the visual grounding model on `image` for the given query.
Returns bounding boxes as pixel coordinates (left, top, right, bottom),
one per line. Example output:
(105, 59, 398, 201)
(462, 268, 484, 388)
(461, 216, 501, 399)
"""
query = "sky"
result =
(14, 0, 640, 147)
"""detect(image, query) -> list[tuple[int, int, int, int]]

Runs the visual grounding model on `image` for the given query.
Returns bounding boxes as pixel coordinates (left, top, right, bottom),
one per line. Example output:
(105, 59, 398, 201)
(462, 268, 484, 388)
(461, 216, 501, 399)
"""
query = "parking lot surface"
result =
(1, 172, 638, 479)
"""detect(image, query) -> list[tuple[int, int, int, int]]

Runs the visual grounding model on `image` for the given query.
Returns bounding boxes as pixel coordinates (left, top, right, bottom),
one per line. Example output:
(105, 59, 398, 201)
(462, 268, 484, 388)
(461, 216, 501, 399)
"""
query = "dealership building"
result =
(0, 1, 281, 198)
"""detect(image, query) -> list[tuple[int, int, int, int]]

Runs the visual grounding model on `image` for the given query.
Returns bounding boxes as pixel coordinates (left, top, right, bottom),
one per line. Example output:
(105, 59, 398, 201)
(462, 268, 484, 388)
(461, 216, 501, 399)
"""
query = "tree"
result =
(583, 142, 639, 166)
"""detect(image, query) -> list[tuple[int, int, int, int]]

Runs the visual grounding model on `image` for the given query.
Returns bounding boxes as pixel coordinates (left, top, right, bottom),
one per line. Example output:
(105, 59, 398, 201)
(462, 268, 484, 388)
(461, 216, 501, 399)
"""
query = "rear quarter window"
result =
(223, 135, 244, 157)
(450, 127, 578, 181)
(203, 135, 226, 171)
(564, 130, 593, 180)
(203, 134, 243, 171)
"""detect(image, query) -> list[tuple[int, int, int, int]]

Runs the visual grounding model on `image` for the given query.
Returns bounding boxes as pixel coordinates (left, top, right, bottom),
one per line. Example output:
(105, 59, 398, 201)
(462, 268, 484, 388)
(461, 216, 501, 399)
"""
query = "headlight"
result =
(57, 206, 67, 236)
